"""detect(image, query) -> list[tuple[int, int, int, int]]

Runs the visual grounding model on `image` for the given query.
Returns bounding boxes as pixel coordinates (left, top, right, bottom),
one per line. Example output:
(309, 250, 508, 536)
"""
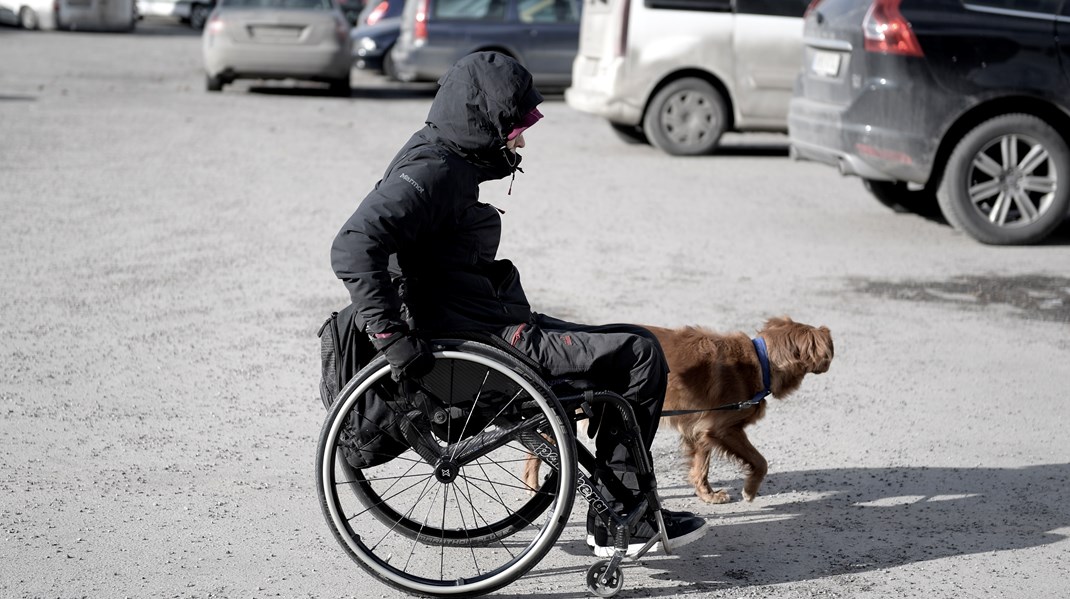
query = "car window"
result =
(432, 0, 507, 19)
(735, 0, 810, 18)
(222, 0, 333, 8)
(518, 0, 579, 22)
(962, 0, 1062, 14)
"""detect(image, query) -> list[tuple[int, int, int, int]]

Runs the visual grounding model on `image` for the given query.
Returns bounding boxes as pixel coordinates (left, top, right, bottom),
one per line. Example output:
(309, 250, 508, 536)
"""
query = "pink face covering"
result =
(507, 107, 544, 141)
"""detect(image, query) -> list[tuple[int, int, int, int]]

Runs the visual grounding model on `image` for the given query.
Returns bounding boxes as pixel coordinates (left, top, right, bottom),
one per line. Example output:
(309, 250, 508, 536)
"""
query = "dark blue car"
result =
(350, 0, 406, 78)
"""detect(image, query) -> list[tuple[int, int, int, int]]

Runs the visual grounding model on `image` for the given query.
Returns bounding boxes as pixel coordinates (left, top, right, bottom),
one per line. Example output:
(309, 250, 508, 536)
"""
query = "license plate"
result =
(811, 50, 842, 78)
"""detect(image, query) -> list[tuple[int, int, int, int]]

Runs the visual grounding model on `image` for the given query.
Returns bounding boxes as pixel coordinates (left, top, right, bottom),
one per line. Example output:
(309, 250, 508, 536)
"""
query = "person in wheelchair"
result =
(330, 51, 707, 558)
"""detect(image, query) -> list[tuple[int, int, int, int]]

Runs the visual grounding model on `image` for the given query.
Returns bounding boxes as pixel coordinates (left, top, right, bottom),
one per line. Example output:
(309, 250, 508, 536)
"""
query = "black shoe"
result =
(586, 508, 707, 558)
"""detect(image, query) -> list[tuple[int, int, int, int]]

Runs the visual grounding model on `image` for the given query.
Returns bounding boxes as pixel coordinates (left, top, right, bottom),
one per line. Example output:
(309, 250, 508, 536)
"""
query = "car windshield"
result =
(222, 0, 333, 9)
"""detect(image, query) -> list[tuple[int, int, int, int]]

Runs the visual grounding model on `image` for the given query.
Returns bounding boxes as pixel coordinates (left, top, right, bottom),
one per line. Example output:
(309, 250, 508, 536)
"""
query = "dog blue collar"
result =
(750, 336, 771, 404)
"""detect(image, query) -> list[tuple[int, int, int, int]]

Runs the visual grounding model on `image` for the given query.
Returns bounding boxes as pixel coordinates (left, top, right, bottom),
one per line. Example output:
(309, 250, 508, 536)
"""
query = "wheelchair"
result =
(316, 333, 675, 598)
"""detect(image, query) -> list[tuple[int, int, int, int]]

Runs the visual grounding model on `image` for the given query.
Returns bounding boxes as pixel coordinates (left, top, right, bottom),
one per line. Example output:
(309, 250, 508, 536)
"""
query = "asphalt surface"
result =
(2, 21, 1069, 599)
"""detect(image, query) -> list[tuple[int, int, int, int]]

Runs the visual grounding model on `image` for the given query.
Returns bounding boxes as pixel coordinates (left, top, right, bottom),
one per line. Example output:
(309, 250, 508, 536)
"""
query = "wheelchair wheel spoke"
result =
(451, 369, 491, 460)
(402, 482, 445, 573)
(369, 471, 438, 552)
(451, 473, 518, 560)
(346, 471, 436, 522)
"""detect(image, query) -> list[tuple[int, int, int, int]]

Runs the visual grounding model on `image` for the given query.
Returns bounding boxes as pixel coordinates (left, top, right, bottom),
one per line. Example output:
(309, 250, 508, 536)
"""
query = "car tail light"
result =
(615, 0, 630, 58)
(803, 0, 823, 18)
(414, 0, 428, 43)
(863, 0, 923, 57)
(366, 0, 388, 26)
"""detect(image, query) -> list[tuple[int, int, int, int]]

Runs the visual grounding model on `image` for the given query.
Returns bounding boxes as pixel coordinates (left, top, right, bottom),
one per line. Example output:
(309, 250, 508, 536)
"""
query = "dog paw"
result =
(698, 489, 732, 504)
(742, 490, 759, 502)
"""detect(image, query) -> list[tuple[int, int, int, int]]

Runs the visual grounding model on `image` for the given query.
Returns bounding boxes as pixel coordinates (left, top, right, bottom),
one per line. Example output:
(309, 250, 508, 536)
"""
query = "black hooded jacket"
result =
(332, 52, 544, 336)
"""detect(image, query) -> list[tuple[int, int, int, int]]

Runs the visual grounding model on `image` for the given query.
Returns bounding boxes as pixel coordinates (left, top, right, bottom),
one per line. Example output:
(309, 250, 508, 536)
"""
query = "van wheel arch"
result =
(642, 71, 735, 134)
(641, 73, 733, 155)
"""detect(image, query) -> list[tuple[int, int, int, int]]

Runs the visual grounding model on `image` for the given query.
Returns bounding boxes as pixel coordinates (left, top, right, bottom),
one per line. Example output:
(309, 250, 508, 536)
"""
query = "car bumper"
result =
(788, 73, 952, 184)
(204, 40, 352, 79)
(564, 56, 642, 126)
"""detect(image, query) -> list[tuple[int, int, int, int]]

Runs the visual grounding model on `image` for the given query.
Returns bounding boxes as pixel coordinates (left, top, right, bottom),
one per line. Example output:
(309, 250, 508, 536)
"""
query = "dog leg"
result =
(684, 434, 731, 504)
(522, 452, 541, 493)
(718, 428, 768, 502)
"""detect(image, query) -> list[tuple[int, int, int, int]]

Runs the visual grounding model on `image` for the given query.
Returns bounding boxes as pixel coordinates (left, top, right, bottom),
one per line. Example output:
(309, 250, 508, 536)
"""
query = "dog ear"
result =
(797, 325, 834, 374)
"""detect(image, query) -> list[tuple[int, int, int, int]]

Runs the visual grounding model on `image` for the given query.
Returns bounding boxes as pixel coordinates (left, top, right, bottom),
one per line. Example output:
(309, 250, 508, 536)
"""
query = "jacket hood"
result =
(424, 52, 543, 178)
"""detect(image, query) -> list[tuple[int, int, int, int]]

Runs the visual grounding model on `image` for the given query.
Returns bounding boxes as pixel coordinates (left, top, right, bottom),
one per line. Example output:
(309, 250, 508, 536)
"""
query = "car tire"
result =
(863, 179, 937, 215)
(382, 45, 397, 81)
(206, 75, 224, 92)
(937, 113, 1070, 245)
(189, 4, 212, 29)
(643, 77, 727, 156)
(19, 7, 38, 29)
(609, 122, 647, 145)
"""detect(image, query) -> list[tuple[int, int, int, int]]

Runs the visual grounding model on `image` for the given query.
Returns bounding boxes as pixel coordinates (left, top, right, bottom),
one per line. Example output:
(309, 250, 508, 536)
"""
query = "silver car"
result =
(202, 0, 353, 94)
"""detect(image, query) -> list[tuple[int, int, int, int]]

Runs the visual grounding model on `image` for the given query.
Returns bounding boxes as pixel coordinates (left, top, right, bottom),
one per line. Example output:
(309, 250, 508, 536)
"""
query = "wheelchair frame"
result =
(317, 335, 672, 598)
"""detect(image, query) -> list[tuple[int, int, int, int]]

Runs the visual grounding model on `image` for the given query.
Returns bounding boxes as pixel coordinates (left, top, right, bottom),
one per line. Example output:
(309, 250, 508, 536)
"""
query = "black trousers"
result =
(498, 313, 668, 505)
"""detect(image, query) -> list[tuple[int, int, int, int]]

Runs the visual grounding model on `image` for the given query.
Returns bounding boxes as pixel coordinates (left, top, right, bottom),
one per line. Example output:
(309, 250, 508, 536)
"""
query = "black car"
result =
(789, 0, 1070, 245)
(350, 0, 406, 78)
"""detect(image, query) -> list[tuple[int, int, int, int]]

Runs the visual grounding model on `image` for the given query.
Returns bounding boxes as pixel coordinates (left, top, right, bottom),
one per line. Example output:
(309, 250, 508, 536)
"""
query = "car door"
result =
(731, 0, 810, 127)
(511, 0, 581, 86)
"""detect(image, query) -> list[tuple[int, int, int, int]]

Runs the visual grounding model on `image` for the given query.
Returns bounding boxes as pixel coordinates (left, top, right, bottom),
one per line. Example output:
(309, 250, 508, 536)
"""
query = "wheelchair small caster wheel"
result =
(586, 559, 623, 597)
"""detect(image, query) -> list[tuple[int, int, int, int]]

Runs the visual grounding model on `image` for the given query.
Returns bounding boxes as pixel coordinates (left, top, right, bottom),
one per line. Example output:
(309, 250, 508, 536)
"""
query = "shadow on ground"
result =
(531, 464, 1070, 597)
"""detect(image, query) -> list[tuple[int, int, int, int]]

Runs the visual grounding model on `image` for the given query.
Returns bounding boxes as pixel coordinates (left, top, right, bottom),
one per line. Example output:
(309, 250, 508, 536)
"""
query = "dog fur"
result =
(522, 317, 833, 504)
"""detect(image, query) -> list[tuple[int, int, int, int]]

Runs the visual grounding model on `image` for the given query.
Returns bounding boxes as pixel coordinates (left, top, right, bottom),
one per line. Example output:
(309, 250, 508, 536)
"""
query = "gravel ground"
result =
(1, 22, 1069, 599)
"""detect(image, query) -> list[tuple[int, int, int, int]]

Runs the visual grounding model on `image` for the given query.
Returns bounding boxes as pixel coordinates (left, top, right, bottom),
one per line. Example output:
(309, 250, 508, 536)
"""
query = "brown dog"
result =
(522, 317, 833, 504)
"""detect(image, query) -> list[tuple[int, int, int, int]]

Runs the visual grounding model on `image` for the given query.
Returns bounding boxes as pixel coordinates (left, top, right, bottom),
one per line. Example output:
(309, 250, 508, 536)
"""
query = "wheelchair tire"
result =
(317, 338, 578, 597)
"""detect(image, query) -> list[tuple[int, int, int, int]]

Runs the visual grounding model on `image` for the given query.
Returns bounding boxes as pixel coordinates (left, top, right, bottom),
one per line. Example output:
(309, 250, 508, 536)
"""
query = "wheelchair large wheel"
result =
(317, 339, 577, 597)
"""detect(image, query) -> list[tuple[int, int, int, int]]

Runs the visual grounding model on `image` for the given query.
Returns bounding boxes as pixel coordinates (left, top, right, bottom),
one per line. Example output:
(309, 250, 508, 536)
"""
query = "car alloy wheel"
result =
(19, 7, 38, 29)
(938, 113, 1070, 245)
(643, 77, 727, 156)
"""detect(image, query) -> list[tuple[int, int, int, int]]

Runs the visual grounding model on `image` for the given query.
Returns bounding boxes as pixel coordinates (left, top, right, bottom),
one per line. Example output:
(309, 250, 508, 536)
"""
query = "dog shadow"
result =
(545, 464, 1070, 595)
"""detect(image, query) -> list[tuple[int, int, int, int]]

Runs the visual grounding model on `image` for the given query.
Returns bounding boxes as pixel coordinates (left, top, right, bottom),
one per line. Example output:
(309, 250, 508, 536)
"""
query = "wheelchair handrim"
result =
(321, 350, 576, 595)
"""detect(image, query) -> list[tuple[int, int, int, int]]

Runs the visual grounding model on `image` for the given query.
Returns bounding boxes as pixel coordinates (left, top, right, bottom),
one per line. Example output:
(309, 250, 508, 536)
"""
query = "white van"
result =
(565, 0, 809, 155)
(56, 0, 136, 30)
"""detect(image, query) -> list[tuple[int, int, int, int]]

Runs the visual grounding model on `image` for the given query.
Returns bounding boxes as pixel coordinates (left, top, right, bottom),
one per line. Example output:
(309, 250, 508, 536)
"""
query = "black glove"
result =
(372, 332, 435, 381)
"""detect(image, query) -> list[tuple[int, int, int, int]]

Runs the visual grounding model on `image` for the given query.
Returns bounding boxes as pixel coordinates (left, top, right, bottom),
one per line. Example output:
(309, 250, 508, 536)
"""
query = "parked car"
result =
(565, 0, 809, 156)
(350, 0, 406, 78)
(139, 0, 216, 28)
(789, 0, 1070, 245)
(0, 0, 57, 29)
(55, 0, 137, 29)
(202, 0, 353, 94)
(392, 0, 581, 88)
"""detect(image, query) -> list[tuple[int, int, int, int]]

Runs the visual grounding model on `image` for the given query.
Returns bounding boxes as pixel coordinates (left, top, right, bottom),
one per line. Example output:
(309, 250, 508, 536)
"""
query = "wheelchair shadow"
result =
(531, 464, 1070, 596)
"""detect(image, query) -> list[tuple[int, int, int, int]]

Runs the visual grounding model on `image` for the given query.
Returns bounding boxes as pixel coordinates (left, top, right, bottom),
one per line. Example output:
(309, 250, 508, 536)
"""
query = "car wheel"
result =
(382, 45, 398, 81)
(863, 179, 937, 215)
(206, 75, 224, 92)
(643, 77, 727, 156)
(189, 4, 211, 29)
(609, 122, 647, 145)
(937, 113, 1070, 245)
(19, 7, 38, 29)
